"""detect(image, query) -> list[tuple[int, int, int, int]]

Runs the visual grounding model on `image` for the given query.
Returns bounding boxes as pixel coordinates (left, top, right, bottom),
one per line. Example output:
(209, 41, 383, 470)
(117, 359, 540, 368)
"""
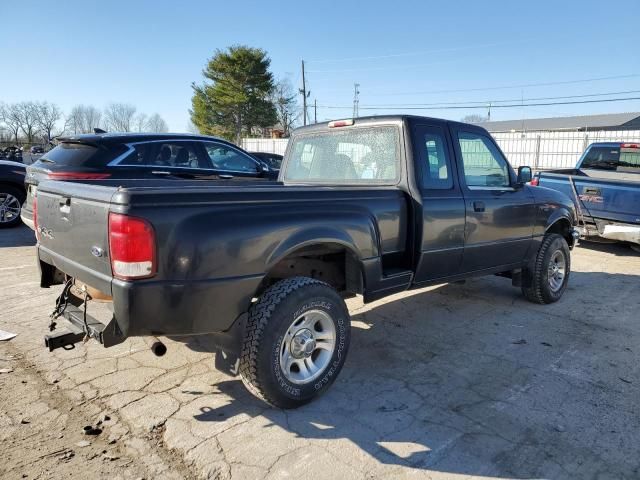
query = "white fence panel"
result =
(241, 138, 288, 155)
(243, 129, 640, 171)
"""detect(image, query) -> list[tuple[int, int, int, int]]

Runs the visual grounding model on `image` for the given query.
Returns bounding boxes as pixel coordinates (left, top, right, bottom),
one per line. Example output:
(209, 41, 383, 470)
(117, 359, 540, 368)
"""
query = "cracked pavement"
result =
(1, 225, 639, 479)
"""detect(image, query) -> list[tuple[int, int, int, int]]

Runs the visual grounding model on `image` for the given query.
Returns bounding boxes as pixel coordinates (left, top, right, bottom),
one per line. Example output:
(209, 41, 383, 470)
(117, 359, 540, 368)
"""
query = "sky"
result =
(2, 0, 640, 132)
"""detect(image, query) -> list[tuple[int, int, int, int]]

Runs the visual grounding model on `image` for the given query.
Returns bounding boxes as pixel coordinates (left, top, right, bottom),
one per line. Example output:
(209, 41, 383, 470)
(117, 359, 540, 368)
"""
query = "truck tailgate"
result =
(37, 181, 117, 292)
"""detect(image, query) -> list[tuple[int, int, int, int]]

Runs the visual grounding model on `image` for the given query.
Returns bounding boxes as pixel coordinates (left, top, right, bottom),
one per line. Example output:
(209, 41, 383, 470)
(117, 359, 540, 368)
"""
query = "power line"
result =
(317, 96, 640, 111)
(340, 89, 640, 108)
(362, 73, 640, 97)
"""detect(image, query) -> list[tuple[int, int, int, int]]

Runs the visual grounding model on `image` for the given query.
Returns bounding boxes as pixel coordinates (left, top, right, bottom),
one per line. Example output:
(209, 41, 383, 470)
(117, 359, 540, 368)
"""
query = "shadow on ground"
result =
(0, 225, 36, 248)
(189, 270, 639, 478)
(576, 239, 639, 257)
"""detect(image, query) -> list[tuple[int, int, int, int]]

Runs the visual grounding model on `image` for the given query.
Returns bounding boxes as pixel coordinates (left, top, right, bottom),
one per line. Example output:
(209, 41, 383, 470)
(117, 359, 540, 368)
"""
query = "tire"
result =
(522, 233, 571, 304)
(0, 184, 25, 229)
(239, 277, 351, 408)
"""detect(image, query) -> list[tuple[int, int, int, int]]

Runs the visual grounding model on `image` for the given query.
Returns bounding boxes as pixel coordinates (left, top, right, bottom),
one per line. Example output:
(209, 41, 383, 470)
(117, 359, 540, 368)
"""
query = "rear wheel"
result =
(522, 233, 571, 304)
(239, 277, 351, 408)
(0, 185, 25, 228)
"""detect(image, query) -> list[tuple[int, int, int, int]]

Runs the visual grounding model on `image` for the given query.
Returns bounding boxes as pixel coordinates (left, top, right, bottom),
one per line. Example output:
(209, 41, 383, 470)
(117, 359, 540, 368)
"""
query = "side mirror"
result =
(517, 166, 532, 185)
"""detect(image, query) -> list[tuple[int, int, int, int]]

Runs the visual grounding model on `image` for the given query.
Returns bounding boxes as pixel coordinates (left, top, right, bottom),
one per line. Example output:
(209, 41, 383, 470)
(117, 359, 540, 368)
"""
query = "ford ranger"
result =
(34, 115, 578, 408)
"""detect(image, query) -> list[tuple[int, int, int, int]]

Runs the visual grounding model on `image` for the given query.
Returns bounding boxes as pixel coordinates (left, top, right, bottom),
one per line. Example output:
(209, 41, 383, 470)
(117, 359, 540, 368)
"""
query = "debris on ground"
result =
(0, 329, 17, 341)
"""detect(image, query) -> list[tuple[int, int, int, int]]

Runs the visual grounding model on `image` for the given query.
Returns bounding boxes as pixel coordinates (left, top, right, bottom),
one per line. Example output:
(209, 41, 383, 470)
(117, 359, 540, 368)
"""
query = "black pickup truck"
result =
(35, 115, 578, 408)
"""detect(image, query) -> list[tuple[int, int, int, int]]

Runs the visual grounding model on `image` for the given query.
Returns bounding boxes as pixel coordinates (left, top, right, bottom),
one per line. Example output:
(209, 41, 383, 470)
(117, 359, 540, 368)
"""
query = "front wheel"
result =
(0, 185, 25, 228)
(522, 233, 571, 304)
(239, 277, 351, 408)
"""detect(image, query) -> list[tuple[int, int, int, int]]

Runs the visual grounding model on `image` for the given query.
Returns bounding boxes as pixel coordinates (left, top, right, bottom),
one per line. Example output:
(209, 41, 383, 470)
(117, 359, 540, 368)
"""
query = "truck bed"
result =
(537, 168, 640, 226)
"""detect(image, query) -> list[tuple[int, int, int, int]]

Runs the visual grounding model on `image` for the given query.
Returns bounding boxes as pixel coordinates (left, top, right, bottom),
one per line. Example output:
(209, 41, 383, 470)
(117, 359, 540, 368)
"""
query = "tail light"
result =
(328, 119, 354, 128)
(530, 176, 539, 186)
(33, 195, 39, 240)
(108, 213, 156, 280)
(48, 172, 111, 180)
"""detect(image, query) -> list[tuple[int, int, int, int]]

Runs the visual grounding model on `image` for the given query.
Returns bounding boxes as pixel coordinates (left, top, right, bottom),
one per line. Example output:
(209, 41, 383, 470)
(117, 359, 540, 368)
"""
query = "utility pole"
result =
(300, 60, 308, 126)
(352, 83, 360, 118)
(487, 102, 492, 121)
(314, 99, 317, 124)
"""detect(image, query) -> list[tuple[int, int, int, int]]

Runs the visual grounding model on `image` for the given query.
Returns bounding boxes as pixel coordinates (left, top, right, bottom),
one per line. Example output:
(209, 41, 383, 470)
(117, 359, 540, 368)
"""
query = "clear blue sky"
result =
(2, 0, 639, 131)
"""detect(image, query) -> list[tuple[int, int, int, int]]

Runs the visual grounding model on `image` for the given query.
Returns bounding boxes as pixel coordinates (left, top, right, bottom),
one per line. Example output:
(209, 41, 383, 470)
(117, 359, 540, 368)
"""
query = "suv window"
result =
(457, 132, 510, 187)
(414, 127, 452, 190)
(581, 145, 640, 171)
(203, 143, 258, 172)
(120, 141, 206, 168)
(40, 142, 127, 167)
(285, 127, 398, 183)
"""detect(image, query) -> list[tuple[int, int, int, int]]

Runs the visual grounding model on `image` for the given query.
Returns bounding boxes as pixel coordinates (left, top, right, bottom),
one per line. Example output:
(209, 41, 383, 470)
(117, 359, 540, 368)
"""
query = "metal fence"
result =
(492, 130, 640, 169)
(243, 129, 640, 170)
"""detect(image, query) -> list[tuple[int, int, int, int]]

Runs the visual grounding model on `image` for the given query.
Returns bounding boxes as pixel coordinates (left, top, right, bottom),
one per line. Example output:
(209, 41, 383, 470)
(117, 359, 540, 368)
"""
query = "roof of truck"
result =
(293, 115, 480, 134)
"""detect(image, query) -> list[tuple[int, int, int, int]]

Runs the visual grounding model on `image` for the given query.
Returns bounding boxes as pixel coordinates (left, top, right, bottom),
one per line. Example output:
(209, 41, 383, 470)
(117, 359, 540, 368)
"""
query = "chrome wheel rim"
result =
(280, 309, 336, 385)
(0, 193, 21, 224)
(548, 250, 566, 292)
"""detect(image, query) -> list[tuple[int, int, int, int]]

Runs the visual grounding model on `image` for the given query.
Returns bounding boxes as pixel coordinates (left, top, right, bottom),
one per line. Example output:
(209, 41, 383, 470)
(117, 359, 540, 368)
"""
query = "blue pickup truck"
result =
(533, 142, 640, 252)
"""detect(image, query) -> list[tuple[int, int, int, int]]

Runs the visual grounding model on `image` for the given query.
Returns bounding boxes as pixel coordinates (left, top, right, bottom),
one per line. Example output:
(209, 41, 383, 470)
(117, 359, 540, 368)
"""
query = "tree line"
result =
(0, 101, 169, 144)
(190, 45, 299, 144)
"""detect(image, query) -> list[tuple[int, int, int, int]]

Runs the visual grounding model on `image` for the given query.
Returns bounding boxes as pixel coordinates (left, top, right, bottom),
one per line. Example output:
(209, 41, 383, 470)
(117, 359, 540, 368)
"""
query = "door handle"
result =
(473, 201, 485, 212)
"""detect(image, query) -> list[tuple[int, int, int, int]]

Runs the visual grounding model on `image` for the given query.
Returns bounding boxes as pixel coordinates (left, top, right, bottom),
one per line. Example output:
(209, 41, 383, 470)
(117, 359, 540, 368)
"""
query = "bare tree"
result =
(186, 119, 200, 134)
(15, 101, 40, 142)
(104, 103, 136, 132)
(0, 103, 21, 142)
(36, 102, 62, 141)
(146, 113, 169, 133)
(68, 105, 103, 134)
(133, 113, 149, 132)
(271, 78, 300, 137)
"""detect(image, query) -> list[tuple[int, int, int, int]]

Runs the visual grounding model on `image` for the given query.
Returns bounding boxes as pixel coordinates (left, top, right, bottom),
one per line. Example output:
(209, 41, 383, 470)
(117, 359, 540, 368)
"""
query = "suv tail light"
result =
(108, 213, 156, 280)
(33, 196, 39, 240)
(530, 176, 539, 186)
(48, 172, 111, 180)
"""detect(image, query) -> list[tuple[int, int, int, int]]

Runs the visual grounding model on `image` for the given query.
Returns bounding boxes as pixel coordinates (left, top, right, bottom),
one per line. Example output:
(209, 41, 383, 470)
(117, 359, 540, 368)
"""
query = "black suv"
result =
(21, 133, 278, 229)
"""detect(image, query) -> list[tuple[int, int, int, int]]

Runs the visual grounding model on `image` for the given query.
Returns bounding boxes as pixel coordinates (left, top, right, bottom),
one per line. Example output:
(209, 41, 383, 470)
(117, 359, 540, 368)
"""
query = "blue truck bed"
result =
(535, 142, 640, 249)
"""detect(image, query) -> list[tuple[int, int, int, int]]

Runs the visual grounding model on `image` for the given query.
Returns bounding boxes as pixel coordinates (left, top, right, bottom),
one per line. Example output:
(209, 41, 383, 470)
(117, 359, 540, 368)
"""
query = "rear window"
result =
(284, 126, 399, 183)
(580, 145, 640, 171)
(39, 142, 127, 167)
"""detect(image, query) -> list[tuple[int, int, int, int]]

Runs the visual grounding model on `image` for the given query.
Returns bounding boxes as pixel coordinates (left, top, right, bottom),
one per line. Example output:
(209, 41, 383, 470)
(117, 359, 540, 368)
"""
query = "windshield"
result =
(284, 126, 399, 184)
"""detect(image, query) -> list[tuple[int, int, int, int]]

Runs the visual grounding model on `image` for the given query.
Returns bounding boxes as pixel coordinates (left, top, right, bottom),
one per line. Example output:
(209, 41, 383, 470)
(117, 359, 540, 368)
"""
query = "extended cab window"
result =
(414, 127, 452, 190)
(457, 132, 510, 187)
(581, 145, 640, 171)
(285, 127, 398, 183)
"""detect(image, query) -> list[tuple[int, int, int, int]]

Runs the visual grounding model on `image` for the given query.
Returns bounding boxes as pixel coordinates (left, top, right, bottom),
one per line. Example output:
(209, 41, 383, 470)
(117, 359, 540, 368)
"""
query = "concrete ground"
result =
(0, 225, 638, 479)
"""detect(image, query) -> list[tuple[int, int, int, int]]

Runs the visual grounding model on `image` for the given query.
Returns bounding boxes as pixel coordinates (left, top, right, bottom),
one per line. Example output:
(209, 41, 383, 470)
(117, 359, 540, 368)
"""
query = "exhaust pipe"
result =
(145, 336, 167, 357)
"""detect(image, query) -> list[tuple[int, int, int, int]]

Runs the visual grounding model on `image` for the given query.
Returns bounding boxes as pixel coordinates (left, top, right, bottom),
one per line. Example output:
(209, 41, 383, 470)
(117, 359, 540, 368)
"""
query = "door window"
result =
(457, 132, 510, 187)
(120, 142, 206, 168)
(203, 143, 258, 173)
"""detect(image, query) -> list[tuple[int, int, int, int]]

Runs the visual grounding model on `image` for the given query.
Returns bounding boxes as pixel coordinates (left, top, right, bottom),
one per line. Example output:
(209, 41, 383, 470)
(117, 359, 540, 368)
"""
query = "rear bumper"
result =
(38, 246, 262, 346)
(580, 219, 640, 245)
(20, 206, 34, 230)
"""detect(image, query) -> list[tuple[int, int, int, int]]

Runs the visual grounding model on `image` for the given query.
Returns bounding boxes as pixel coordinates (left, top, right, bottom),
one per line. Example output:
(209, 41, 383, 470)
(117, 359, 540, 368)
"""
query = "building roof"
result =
(479, 112, 640, 132)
